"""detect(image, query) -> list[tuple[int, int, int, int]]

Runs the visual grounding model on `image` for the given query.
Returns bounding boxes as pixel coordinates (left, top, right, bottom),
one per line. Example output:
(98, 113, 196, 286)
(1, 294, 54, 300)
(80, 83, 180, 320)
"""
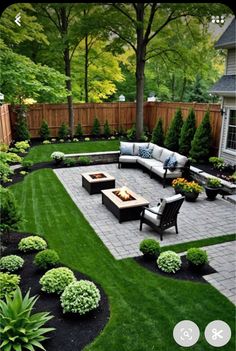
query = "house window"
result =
(226, 110, 236, 150)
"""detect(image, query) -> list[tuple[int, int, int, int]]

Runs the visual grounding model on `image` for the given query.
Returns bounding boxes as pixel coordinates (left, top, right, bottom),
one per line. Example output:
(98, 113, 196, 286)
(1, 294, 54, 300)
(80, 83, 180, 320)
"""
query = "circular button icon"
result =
(173, 320, 200, 347)
(205, 320, 231, 347)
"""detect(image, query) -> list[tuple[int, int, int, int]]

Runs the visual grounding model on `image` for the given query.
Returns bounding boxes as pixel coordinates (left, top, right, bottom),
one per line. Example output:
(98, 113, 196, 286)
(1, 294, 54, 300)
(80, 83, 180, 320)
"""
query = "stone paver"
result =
(202, 242, 236, 305)
(54, 164, 236, 260)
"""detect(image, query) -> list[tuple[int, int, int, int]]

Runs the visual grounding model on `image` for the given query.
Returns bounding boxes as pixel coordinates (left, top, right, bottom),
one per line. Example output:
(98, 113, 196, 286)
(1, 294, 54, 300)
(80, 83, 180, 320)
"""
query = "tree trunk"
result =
(135, 4, 146, 141)
(171, 73, 175, 101)
(61, 7, 74, 137)
(180, 76, 187, 101)
(84, 34, 89, 103)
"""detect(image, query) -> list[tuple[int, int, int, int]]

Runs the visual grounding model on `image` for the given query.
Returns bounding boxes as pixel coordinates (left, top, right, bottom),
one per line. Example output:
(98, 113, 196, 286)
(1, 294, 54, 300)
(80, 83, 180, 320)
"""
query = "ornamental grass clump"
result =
(0, 255, 24, 272)
(18, 236, 47, 252)
(186, 248, 208, 267)
(34, 249, 60, 270)
(0, 272, 20, 299)
(0, 287, 55, 351)
(157, 251, 181, 273)
(60, 280, 101, 315)
(40, 267, 76, 294)
(139, 239, 161, 259)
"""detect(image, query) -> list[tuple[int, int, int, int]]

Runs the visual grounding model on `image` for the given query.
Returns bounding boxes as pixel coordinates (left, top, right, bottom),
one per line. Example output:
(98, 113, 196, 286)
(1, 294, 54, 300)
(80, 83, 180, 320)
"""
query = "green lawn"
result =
(11, 169, 235, 351)
(25, 139, 120, 163)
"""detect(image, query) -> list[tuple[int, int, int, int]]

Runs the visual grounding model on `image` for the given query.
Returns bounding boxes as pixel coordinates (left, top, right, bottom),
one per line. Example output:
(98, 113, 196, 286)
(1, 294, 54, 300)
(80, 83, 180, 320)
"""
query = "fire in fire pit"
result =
(90, 173, 106, 179)
(113, 187, 135, 201)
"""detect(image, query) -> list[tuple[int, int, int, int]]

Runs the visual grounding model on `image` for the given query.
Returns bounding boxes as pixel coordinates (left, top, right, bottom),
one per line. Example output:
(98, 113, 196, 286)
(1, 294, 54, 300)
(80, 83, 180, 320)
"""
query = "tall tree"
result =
(104, 3, 231, 139)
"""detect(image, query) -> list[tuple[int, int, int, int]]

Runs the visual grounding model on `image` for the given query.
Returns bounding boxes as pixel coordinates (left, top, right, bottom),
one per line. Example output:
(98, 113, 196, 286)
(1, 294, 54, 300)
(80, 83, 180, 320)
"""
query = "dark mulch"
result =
(134, 255, 217, 283)
(194, 162, 235, 183)
(1, 232, 110, 351)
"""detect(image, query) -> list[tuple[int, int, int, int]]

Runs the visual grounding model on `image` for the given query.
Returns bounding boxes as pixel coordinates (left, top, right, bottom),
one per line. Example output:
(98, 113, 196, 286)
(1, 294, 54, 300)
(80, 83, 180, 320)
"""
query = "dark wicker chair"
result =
(139, 194, 185, 240)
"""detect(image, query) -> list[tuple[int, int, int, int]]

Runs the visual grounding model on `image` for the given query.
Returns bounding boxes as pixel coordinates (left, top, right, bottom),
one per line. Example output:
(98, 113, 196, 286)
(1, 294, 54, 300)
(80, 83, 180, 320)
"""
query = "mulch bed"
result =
(134, 255, 217, 283)
(1, 232, 110, 351)
(194, 162, 235, 183)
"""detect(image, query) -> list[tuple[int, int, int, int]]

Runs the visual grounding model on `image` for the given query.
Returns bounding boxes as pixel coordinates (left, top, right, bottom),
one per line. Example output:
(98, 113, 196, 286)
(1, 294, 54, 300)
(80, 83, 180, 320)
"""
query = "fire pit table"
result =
(101, 186, 149, 223)
(81, 171, 115, 194)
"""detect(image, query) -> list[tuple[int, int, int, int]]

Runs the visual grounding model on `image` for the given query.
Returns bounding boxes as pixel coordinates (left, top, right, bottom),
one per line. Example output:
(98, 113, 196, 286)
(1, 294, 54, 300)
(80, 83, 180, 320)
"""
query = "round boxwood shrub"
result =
(40, 267, 76, 294)
(157, 251, 181, 273)
(0, 255, 24, 272)
(60, 280, 101, 315)
(139, 239, 161, 259)
(18, 236, 47, 252)
(0, 272, 21, 299)
(186, 248, 208, 267)
(34, 249, 60, 270)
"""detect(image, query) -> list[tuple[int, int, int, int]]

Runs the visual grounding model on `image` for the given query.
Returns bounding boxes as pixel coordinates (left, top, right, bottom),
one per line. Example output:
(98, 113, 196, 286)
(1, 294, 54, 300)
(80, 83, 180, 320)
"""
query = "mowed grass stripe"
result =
(11, 169, 235, 351)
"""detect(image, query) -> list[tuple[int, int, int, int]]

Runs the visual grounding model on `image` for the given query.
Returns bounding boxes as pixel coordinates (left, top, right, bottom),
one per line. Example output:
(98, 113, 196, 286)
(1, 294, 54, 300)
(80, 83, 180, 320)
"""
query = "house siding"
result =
(226, 49, 236, 75)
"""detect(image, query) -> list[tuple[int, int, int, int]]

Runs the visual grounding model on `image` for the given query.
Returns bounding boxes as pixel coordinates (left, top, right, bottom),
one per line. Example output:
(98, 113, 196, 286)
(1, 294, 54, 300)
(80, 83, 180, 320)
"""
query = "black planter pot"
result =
(205, 186, 220, 201)
(184, 191, 199, 202)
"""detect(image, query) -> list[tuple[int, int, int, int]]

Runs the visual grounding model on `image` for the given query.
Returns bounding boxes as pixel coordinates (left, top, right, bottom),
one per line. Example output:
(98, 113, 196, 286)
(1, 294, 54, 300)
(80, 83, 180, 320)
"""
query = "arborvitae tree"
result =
(91, 117, 101, 136)
(151, 118, 164, 146)
(164, 108, 183, 151)
(103, 120, 111, 138)
(58, 122, 69, 139)
(39, 120, 50, 140)
(189, 110, 212, 163)
(179, 108, 196, 156)
(75, 122, 83, 138)
(14, 107, 30, 141)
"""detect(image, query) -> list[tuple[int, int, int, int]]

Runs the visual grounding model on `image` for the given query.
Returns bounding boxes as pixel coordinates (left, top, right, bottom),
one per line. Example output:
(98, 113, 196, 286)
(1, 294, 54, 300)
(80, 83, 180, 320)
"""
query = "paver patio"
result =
(54, 163, 236, 259)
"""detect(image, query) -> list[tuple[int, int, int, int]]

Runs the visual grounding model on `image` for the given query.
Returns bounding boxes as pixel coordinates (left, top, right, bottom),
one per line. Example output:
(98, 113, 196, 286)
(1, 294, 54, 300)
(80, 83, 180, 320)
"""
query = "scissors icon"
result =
(212, 328, 223, 340)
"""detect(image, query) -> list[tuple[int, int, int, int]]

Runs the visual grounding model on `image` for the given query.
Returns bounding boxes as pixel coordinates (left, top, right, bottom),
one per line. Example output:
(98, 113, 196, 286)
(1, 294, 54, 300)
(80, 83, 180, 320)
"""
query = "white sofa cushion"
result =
(159, 148, 174, 163)
(120, 141, 134, 155)
(133, 142, 149, 155)
(173, 152, 188, 168)
(143, 206, 161, 225)
(119, 155, 138, 163)
(137, 158, 162, 170)
(151, 166, 182, 179)
(152, 145, 164, 161)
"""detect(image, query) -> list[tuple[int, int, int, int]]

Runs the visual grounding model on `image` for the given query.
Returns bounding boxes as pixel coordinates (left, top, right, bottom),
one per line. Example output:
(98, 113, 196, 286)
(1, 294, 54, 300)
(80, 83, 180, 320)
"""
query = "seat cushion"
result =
(151, 167, 182, 179)
(133, 142, 149, 155)
(137, 158, 160, 170)
(159, 148, 174, 163)
(144, 206, 161, 226)
(120, 142, 134, 155)
(152, 145, 164, 161)
(173, 152, 188, 168)
(119, 155, 138, 163)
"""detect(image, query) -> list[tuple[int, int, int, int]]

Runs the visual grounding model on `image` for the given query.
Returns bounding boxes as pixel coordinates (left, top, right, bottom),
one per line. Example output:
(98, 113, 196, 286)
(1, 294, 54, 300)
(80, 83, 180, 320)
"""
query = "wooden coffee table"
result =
(101, 187, 149, 223)
(81, 171, 115, 194)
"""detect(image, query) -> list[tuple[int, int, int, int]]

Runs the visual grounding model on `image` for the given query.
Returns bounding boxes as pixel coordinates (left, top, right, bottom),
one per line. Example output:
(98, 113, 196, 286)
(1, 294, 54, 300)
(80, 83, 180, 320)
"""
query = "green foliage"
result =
(64, 158, 76, 167)
(91, 117, 101, 136)
(51, 151, 65, 163)
(126, 124, 136, 141)
(0, 287, 55, 351)
(14, 113, 30, 141)
(0, 272, 20, 299)
(78, 156, 90, 165)
(15, 141, 30, 151)
(186, 248, 208, 266)
(164, 108, 183, 151)
(34, 249, 60, 270)
(75, 122, 83, 138)
(39, 120, 50, 140)
(40, 267, 76, 294)
(21, 159, 34, 170)
(189, 110, 212, 163)
(139, 239, 161, 258)
(58, 122, 69, 139)
(151, 119, 164, 146)
(60, 280, 101, 314)
(103, 119, 111, 137)
(0, 255, 24, 272)
(209, 157, 225, 170)
(0, 161, 13, 183)
(206, 177, 221, 188)
(0, 152, 22, 165)
(179, 108, 196, 156)
(0, 143, 9, 152)
(0, 186, 22, 233)
(18, 236, 47, 252)
(157, 251, 181, 273)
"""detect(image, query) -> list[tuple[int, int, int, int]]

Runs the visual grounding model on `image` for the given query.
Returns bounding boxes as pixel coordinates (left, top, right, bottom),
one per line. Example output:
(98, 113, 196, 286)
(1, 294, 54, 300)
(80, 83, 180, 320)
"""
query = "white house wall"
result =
(226, 49, 236, 75)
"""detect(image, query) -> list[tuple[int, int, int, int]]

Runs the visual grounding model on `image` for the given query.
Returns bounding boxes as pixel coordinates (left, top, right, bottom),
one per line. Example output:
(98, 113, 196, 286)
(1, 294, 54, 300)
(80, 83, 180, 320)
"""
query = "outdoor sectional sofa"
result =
(118, 141, 190, 187)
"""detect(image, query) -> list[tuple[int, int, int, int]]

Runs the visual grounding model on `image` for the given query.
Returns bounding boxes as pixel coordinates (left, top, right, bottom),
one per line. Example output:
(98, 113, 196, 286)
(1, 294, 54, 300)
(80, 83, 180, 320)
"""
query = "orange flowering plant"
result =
(182, 181, 203, 194)
(172, 178, 188, 190)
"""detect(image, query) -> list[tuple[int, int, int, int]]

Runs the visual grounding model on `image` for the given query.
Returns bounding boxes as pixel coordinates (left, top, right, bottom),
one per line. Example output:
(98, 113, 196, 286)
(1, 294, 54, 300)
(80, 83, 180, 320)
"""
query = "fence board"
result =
(7, 101, 222, 152)
(0, 104, 12, 145)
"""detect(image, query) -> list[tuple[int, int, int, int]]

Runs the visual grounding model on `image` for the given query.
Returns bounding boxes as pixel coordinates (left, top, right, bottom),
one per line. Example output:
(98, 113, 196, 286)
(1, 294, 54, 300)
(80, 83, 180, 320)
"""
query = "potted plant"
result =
(171, 178, 188, 195)
(205, 177, 222, 201)
(182, 181, 203, 202)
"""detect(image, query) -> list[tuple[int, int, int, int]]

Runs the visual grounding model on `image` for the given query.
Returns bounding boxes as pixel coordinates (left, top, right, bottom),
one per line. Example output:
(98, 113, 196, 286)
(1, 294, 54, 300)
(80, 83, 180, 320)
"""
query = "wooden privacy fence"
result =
(3, 101, 222, 150)
(0, 104, 12, 145)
